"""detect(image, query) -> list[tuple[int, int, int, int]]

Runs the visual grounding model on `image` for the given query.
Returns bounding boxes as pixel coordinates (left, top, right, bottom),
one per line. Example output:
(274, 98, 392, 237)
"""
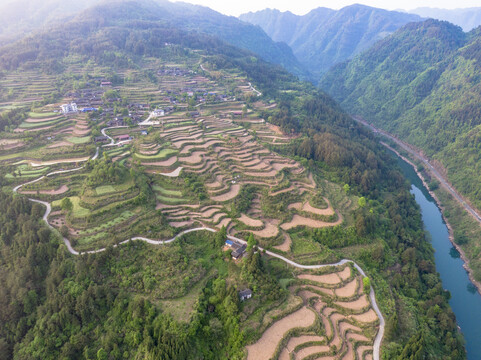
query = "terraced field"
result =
(247, 265, 378, 360)
(2, 58, 385, 359)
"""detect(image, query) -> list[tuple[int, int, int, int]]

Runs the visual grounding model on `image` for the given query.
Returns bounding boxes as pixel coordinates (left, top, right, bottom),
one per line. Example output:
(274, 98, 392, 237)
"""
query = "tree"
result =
(247, 233, 256, 251)
(363, 277, 371, 294)
(97, 348, 108, 360)
(358, 196, 366, 208)
(215, 226, 227, 248)
(61, 197, 73, 212)
(343, 184, 350, 194)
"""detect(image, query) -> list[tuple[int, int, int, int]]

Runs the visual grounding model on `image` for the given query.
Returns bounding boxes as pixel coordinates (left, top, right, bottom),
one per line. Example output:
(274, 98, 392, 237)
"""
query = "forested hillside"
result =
(321, 19, 481, 282)
(0, 2, 465, 359)
(0, 0, 307, 78)
(240, 4, 422, 79)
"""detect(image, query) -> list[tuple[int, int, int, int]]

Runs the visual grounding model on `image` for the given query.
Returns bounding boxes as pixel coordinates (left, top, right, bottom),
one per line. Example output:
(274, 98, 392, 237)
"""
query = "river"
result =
(394, 152, 481, 359)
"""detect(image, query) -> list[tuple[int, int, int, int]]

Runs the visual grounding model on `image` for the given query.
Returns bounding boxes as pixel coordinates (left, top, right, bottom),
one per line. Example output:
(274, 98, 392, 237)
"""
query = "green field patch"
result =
(152, 185, 182, 197)
(134, 148, 177, 160)
(19, 117, 64, 128)
(95, 185, 116, 195)
(28, 111, 58, 119)
(53, 196, 90, 217)
(77, 232, 108, 245)
(6, 164, 49, 179)
(67, 136, 91, 144)
(156, 194, 187, 204)
(78, 210, 135, 235)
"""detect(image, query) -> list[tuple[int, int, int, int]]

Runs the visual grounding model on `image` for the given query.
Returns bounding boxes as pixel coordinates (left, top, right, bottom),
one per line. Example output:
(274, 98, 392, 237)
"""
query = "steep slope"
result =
(240, 4, 422, 79)
(0, 0, 308, 79)
(321, 19, 481, 279)
(409, 7, 481, 31)
(0, 0, 99, 44)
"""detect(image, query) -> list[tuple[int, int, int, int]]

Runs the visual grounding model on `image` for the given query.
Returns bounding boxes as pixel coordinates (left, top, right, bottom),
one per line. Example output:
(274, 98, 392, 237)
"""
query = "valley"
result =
(0, 1, 470, 359)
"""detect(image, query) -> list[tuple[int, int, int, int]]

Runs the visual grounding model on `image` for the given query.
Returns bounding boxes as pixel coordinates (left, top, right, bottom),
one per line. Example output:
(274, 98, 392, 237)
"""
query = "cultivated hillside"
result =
(0, 2, 465, 359)
(0, 0, 308, 78)
(240, 4, 422, 79)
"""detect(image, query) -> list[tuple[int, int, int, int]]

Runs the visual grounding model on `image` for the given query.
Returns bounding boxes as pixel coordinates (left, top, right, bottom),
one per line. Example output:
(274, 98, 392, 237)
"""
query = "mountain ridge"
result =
(240, 4, 423, 79)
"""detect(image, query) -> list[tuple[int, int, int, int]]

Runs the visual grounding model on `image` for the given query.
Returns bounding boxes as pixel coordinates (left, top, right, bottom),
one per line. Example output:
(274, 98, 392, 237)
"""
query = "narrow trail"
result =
(12, 123, 384, 359)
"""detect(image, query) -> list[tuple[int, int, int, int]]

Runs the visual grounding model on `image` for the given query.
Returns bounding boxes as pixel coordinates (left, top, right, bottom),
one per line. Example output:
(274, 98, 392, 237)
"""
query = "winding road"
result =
(11, 122, 384, 359)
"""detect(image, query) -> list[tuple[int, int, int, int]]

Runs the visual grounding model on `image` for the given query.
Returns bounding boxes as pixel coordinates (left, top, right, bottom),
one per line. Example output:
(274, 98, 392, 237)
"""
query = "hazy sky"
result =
(173, 0, 481, 16)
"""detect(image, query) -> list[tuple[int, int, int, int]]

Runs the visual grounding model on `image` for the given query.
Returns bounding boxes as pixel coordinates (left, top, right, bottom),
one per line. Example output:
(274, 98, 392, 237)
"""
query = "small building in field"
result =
(116, 134, 131, 142)
(81, 107, 97, 112)
(141, 130, 148, 136)
(94, 136, 109, 143)
(60, 103, 78, 114)
(239, 289, 252, 301)
(152, 108, 165, 117)
(231, 243, 247, 260)
(225, 239, 233, 247)
(100, 81, 112, 87)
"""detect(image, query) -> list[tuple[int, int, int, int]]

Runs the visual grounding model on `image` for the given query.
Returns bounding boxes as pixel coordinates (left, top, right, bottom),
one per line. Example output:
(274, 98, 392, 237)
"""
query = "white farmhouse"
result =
(60, 103, 78, 114)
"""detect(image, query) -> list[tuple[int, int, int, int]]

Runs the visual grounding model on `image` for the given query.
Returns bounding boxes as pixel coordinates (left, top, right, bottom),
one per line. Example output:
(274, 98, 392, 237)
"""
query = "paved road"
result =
(354, 116, 481, 225)
(11, 113, 384, 360)
(248, 82, 262, 97)
(101, 126, 130, 146)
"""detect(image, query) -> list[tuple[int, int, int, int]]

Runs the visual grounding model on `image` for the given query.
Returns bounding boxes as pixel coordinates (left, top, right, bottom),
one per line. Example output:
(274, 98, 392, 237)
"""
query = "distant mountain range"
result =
(408, 7, 481, 31)
(0, 0, 308, 78)
(320, 19, 481, 211)
(240, 4, 422, 79)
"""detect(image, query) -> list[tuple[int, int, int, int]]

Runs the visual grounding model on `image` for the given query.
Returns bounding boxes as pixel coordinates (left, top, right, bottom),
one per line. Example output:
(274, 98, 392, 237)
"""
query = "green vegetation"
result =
(134, 148, 177, 160)
(67, 136, 91, 144)
(28, 111, 58, 118)
(0, 4, 467, 359)
(320, 18, 481, 284)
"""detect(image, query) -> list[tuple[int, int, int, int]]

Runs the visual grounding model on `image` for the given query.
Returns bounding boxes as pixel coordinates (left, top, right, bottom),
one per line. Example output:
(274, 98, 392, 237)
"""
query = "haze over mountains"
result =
(240, 5, 423, 79)
(321, 18, 481, 212)
(408, 7, 481, 31)
(0, 0, 307, 78)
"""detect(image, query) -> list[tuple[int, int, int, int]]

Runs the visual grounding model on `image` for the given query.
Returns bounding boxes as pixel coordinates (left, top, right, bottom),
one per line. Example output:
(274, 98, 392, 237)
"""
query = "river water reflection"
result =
(394, 152, 481, 359)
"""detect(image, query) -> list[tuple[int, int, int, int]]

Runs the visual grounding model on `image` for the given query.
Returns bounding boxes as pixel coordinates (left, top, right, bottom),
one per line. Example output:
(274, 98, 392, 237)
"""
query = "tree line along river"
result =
(393, 151, 481, 360)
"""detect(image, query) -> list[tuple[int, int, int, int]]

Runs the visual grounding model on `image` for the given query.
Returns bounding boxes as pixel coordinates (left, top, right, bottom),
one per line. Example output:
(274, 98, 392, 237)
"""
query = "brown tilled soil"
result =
(252, 220, 279, 238)
(274, 232, 292, 252)
(335, 278, 358, 298)
(47, 141, 74, 148)
(246, 307, 316, 360)
(303, 201, 335, 216)
(20, 185, 69, 195)
(238, 213, 263, 227)
(73, 128, 90, 136)
(210, 184, 240, 202)
(142, 156, 178, 167)
(280, 214, 342, 230)
(338, 266, 351, 281)
(296, 345, 331, 359)
(350, 309, 378, 323)
(335, 295, 370, 311)
(24, 116, 62, 123)
(179, 151, 205, 164)
(298, 273, 341, 285)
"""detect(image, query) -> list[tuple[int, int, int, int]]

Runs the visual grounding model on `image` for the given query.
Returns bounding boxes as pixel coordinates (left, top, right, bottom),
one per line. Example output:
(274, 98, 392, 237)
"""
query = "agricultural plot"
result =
(247, 265, 378, 360)
(3, 59, 355, 258)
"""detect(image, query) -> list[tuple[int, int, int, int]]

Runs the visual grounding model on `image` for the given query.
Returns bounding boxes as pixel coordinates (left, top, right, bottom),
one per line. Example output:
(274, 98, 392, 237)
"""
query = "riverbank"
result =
(381, 141, 481, 296)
